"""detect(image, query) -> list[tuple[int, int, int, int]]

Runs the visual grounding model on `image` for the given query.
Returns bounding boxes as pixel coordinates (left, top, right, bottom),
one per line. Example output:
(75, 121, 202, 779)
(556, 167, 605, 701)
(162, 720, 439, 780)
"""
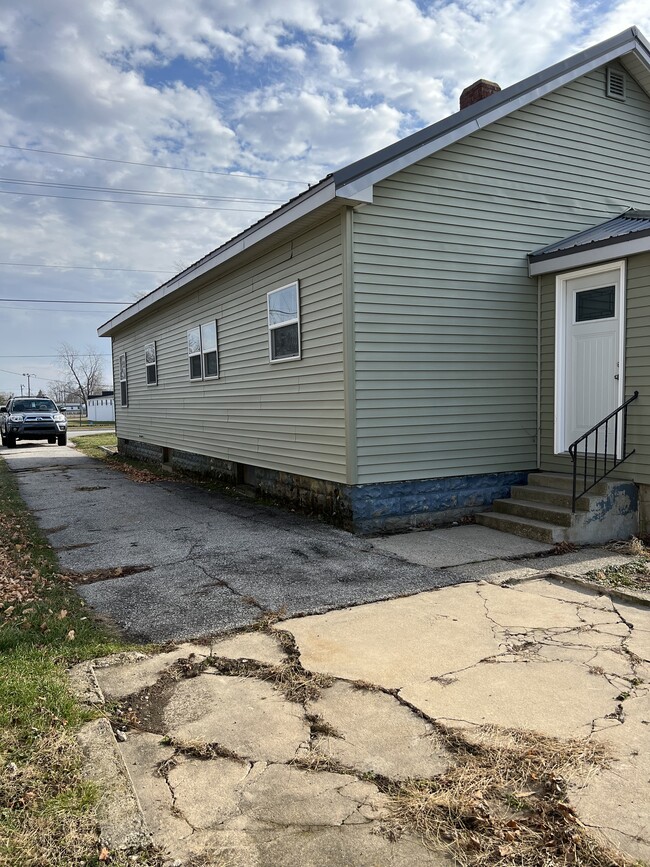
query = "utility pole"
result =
(22, 372, 34, 396)
(20, 384, 24, 396)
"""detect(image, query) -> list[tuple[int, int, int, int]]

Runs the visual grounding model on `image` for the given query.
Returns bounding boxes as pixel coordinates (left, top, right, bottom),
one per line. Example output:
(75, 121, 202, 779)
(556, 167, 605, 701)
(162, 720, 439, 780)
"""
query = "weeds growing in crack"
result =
(267, 660, 334, 703)
(291, 751, 355, 776)
(306, 712, 343, 739)
(349, 678, 385, 692)
(381, 723, 628, 867)
(165, 737, 245, 763)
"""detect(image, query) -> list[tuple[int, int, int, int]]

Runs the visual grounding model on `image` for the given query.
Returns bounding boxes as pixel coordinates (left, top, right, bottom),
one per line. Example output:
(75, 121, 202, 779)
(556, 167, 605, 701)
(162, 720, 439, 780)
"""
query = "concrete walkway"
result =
(73, 575, 650, 867)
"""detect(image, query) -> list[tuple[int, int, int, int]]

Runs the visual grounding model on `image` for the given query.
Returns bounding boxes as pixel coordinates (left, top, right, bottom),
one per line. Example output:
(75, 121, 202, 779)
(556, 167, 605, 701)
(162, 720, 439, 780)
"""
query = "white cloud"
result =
(0, 0, 647, 393)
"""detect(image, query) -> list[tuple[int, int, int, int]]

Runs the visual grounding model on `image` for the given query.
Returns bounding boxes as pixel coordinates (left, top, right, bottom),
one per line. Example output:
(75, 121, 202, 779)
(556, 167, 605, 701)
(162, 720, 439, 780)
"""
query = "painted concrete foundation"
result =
(639, 483, 650, 536)
(117, 438, 529, 535)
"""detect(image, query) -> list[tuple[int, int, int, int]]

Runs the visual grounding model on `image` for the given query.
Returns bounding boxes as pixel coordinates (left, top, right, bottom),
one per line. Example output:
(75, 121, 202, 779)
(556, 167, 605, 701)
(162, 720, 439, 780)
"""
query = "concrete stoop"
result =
(476, 472, 638, 544)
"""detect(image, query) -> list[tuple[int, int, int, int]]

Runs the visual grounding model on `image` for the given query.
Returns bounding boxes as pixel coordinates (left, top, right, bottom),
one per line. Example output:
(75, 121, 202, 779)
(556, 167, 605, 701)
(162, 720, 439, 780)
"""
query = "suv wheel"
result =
(48, 437, 56, 444)
(57, 433, 67, 446)
(5, 435, 16, 449)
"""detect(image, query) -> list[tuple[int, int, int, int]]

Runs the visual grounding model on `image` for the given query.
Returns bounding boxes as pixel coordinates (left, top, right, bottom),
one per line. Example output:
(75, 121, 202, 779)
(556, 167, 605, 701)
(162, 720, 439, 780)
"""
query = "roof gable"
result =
(99, 27, 650, 337)
(333, 27, 650, 199)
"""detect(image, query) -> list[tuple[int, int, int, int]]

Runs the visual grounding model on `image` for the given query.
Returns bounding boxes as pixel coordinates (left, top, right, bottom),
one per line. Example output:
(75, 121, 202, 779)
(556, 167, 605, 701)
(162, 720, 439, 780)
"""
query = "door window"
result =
(575, 286, 615, 322)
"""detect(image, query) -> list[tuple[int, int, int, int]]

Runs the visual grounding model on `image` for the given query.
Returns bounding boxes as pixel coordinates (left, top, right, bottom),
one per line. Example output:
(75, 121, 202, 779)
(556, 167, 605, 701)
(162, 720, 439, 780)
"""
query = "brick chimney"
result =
(460, 79, 501, 109)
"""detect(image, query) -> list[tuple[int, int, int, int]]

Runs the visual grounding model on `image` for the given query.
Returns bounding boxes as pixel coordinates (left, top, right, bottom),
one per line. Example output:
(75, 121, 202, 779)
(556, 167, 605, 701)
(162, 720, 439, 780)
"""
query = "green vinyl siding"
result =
(111, 214, 347, 482)
(540, 253, 650, 484)
(353, 61, 650, 483)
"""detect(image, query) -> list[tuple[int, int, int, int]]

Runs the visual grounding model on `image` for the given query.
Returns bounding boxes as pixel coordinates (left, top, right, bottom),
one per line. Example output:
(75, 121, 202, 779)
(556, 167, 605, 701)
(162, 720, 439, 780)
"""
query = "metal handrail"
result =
(568, 391, 639, 512)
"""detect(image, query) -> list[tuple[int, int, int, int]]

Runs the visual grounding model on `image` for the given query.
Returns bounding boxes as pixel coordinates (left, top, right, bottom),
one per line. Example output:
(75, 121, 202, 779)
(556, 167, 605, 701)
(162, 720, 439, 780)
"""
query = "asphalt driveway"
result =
(0, 442, 486, 642)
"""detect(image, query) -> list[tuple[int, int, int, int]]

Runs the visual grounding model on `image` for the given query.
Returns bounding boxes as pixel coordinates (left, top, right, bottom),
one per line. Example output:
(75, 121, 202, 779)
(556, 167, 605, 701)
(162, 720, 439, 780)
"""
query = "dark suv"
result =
(0, 397, 68, 448)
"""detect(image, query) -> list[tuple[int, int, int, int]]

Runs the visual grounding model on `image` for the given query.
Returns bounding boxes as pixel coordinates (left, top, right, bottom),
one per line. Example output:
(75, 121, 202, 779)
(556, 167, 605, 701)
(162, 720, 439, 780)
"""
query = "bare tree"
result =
(57, 345, 105, 407)
(47, 379, 75, 404)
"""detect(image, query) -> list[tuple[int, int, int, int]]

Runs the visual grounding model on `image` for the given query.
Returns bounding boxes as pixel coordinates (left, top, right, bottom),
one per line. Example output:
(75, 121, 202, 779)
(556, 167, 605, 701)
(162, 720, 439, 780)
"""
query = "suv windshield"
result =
(11, 400, 58, 413)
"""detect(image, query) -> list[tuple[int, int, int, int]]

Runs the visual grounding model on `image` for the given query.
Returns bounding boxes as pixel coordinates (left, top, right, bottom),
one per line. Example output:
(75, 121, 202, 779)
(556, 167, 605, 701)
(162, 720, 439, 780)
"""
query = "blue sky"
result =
(0, 0, 649, 397)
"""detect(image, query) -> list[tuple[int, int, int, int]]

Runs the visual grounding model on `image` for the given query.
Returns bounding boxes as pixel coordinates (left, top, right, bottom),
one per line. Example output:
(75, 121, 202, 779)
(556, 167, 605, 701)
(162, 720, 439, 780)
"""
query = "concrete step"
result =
(491, 497, 574, 527)
(476, 511, 565, 544)
(527, 471, 607, 496)
(510, 484, 590, 511)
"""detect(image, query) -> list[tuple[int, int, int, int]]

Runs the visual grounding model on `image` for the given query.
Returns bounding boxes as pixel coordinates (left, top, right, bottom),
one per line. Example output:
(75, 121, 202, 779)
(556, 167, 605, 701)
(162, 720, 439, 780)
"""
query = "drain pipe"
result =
(537, 275, 542, 469)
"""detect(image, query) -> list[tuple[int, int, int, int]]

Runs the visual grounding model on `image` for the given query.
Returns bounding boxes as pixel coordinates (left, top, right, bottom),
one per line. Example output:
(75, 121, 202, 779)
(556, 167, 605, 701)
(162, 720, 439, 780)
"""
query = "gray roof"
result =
(99, 27, 650, 337)
(529, 211, 650, 264)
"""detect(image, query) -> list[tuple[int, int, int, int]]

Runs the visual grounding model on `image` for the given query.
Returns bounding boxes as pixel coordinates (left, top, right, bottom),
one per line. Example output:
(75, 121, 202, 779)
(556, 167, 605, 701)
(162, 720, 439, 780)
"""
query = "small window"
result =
(575, 286, 615, 322)
(145, 341, 157, 385)
(119, 353, 128, 407)
(188, 321, 219, 380)
(268, 281, 300, 361)
(188, 327, 202, 380)
(201, 321, 219, 378)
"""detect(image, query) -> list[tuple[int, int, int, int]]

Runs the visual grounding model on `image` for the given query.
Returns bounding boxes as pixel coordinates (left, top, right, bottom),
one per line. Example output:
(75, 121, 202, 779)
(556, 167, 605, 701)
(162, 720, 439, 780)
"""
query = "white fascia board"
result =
(335, 42, 639, 200)
(529, 235, 650, 275)
(98, 180, 338, 337)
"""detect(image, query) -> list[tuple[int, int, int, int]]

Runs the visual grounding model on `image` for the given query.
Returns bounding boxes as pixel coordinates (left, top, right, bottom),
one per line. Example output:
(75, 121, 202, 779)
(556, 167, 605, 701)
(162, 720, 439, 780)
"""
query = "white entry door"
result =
(555, 262, 625, 455)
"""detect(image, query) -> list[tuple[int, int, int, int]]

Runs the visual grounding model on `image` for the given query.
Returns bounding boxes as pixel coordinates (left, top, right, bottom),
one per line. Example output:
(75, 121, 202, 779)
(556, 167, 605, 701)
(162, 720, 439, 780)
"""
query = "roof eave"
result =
(529, 232, 650, 275)
(98, 177, 341, 337)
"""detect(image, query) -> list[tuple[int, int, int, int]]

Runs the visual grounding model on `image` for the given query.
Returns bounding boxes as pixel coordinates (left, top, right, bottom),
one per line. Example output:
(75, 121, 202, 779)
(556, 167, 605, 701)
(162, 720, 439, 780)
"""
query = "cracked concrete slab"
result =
(164, 674, 310, 763)
(76, 718, 149, 851)
(72, 573, 650, 867)
(278, 582, 498, 687)
(94, 643, 211, 700)
(570, 710, 650, 862)
(308, 680, 451, 779)
(210, 630, 288, 666)
(241, 763, 387, 827)
(254, 826, 453, 867)
(402, 659, 620, 738)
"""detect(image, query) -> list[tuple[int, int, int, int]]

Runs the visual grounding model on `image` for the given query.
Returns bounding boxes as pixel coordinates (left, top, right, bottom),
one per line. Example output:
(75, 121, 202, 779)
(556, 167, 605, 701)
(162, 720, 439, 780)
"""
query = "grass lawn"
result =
(66, 420, 115, 430)
(0, 456, 158, 867)
(70, 433, 118, 460)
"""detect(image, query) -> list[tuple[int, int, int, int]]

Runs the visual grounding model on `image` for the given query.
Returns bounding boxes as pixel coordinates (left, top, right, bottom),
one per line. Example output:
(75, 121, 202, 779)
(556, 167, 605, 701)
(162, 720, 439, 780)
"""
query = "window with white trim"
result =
(119, 353, 128, 407)
(145, 341, 157, 384)
(188, 321, 219, 380)
(268, 281, 300, 361)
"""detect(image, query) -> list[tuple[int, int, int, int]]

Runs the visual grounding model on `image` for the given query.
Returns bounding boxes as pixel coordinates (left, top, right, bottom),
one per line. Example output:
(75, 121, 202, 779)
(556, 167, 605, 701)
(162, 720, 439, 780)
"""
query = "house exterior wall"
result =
(111, 214, 347, 482)
(352, 61, 650, 484)
(539, 252, 650, 485)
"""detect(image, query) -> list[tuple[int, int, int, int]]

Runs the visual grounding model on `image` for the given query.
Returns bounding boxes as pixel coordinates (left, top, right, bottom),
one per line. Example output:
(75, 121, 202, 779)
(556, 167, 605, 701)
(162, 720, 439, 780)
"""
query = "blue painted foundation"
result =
(347, 470, 532, 535)
(118, 438, 532, 535)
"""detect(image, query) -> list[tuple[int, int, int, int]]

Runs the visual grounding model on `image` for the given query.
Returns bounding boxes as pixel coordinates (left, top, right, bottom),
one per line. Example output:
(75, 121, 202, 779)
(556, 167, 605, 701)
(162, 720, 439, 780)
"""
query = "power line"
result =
(0, 189, 271, 211)
(0, 298, 130, 304)
(0, 177, 286, 203)
(0, 143, 308, 185)
(0, 354, 111, 358)
(0, 305, 120, 313)
(0, 261, 174, 273)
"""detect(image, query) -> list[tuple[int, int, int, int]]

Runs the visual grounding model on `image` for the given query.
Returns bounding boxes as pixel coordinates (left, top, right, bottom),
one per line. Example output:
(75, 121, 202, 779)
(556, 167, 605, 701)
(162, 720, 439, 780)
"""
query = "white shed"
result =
(87, 391, 115, 423)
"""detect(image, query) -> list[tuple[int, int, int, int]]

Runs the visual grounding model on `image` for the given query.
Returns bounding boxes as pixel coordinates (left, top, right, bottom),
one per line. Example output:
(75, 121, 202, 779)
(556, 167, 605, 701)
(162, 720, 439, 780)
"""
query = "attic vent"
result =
(606, 67, 626, 101)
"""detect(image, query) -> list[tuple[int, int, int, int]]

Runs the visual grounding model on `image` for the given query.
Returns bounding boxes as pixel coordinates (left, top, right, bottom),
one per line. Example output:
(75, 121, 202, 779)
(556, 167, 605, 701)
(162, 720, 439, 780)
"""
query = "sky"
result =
(1, 0, 649, 398)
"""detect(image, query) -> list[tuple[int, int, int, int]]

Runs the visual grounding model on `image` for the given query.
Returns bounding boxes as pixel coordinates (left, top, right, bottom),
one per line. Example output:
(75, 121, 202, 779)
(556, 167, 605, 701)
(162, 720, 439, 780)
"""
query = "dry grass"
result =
(206, 653, 332, 704)
(606, 537, 647, 556)
(306, 712, 343, 739)
(162, 737, 243, 763)
(382, 724, 633, 867)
